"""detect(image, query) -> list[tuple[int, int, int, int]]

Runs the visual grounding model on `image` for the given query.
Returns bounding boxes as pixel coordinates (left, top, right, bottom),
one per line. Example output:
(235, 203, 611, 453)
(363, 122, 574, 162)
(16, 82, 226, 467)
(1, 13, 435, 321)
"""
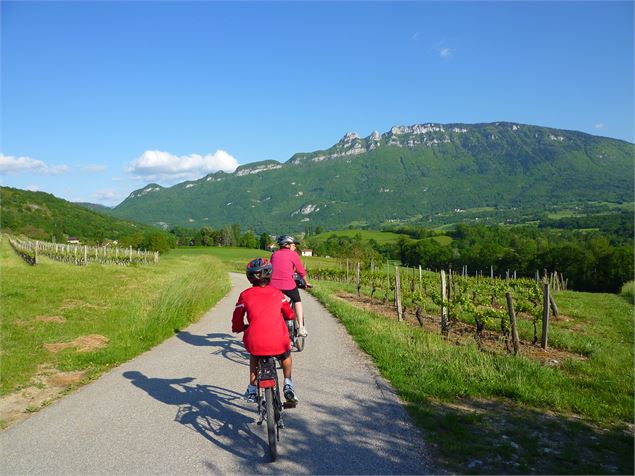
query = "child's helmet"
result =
(246, 257, 273, 284)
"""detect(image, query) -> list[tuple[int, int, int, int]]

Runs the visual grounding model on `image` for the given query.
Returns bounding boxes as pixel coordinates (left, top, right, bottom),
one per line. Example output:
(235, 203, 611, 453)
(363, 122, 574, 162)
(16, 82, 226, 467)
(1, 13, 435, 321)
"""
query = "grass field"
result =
(309, 279, 634, 474)
(311, 229, 405, 244)
(1, 238, 231, 426)
(309, 229, 453, 248)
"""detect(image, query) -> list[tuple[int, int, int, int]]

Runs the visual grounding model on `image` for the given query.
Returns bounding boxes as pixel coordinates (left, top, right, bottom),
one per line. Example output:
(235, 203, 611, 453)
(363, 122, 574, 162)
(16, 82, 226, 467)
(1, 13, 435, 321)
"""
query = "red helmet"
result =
(246, 257, 273, 284)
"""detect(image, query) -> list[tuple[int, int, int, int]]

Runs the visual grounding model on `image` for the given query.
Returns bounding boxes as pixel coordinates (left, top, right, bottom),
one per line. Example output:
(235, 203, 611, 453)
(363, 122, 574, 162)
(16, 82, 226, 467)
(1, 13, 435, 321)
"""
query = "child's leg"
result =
(249, 355, 258, 386)
(280, 355, 292, 380)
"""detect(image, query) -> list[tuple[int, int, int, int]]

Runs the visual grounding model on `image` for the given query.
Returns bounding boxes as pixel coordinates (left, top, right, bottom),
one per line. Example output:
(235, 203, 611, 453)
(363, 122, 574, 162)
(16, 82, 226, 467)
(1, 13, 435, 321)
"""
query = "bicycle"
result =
(255, 355, 296, 461)
(286, 274, 311, 352)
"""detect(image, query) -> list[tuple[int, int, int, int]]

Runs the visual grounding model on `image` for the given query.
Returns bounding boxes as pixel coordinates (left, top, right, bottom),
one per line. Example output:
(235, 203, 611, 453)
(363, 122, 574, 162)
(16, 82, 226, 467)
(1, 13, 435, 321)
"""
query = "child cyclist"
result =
(232, 257, 299, 404)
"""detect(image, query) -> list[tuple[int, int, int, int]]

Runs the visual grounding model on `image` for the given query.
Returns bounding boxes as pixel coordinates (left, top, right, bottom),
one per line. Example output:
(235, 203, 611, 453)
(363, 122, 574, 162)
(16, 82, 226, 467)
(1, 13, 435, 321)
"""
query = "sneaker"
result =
(245, 386, 257, 403)
(298, 326, 308, 337)
(284, 383, 298, 402)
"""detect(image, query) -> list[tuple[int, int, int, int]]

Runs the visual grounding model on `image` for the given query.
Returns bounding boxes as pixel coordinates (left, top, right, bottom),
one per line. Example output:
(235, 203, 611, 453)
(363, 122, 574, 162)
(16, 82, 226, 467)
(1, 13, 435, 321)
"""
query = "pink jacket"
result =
(270, 248, 306, 291)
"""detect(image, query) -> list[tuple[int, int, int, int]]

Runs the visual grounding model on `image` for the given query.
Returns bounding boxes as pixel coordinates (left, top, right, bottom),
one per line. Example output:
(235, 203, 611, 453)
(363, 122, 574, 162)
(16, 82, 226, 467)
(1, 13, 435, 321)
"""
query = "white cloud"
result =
(595, 122, 605, 129)
(26, 185, 41, 192)
(412, 32, 422, 41)
(81, 164, 108, 173)
(0, 154, 71, 176)
(128, 149, 239, 183)
(439, 47, 454, 59)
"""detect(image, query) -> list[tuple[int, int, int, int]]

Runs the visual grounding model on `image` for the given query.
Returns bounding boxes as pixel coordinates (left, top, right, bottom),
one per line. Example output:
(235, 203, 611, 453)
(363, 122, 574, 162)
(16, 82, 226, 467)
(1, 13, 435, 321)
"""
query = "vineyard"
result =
(7, 235, 159, 266)
(310, 262, 563, 354)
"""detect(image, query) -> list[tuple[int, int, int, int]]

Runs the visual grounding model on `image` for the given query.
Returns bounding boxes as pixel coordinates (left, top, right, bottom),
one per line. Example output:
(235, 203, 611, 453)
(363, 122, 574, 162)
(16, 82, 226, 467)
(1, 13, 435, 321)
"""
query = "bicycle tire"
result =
(265, 387, 277, 461)
(295, 334, 305, 352)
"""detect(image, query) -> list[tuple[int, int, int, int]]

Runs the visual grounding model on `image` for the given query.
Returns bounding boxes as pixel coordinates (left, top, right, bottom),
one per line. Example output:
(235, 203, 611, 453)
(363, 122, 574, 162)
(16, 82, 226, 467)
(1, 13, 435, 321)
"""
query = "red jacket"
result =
(232, 285, 295, 356)
(270, 248, 307, 291)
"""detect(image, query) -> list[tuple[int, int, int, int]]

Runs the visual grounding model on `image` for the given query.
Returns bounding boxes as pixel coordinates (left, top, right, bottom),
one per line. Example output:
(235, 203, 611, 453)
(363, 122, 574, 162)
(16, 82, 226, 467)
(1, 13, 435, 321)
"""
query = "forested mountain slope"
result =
(111, 122, 634, 232)
(0, 187, 163, 243)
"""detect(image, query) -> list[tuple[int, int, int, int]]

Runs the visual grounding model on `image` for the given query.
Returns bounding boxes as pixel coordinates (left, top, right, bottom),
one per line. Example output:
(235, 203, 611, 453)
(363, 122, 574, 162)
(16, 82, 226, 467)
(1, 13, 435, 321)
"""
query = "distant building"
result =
(301, 249, 313, 257)
(67, 236, 80, 244)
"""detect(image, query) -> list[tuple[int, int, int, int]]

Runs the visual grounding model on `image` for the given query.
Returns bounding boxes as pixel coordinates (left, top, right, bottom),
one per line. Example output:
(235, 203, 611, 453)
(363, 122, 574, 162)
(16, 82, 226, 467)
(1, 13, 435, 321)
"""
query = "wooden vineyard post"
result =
(490, 265, 494, 279)
(356, 262, 361, 298)
(34, 241, 38, 265)
(385, 263, 390, 304)
(419, 265, 422, 292)
(84, 246, 88, 264)
(395, 266, 403, 321)
(549, 293, 559, 319)
(346, 258, 350, 283)
(505, 292, 520, 355)
(440, 270, 448, 336)
(541, 283, 550, 349)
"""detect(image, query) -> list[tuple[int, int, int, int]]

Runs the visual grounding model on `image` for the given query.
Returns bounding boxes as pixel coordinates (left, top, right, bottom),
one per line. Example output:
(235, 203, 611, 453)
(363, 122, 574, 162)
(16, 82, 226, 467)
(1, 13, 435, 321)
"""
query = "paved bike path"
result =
(1, 272, 432, 475)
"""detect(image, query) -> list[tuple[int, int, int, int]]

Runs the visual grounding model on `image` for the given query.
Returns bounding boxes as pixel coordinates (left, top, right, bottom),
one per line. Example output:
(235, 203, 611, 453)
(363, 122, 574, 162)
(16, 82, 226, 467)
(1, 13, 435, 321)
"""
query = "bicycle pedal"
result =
(283, 401, 297, 409)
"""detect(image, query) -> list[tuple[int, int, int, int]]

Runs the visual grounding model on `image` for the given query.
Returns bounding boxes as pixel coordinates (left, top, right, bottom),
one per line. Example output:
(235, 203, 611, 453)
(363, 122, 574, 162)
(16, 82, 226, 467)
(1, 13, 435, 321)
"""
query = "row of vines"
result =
(7, 235, 159, 266)
(310, 263, 557, 354)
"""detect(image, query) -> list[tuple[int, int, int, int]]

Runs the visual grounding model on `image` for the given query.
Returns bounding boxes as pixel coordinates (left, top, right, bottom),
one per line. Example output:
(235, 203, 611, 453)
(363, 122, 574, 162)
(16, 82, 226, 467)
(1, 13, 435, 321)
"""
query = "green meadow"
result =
(308, 278, 634, 474)
(1, 238, 230, 401)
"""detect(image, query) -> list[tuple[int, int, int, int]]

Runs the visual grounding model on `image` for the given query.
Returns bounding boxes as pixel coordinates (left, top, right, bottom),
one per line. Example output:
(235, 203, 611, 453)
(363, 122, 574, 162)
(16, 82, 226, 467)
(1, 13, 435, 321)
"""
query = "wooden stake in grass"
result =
(395, 266, 403, 321)
(440, 270, 448, 336)
(356, 262, 361, 298)
(506, 292, 520, 355)
(549, 293, 560, 319)
(542, 283, 550, 349)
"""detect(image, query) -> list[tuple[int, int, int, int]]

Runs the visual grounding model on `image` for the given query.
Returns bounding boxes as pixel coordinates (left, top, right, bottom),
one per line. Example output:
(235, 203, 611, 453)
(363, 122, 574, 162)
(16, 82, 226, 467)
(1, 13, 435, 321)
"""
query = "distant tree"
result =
(230, 224, 241, 246)
(240, 230, 259, 249)
(259, 232, 271, 250)
(221, 226, 234, 246)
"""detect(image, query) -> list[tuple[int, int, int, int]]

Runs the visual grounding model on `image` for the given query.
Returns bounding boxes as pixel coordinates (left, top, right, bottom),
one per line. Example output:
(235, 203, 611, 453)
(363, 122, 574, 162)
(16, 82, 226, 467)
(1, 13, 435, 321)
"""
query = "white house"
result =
(301, 249, 313, 257)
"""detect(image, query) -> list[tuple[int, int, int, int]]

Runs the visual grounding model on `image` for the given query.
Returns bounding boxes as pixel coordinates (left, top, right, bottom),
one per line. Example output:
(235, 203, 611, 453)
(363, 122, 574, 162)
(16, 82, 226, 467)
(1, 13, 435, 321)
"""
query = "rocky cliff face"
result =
(289, 122, 577, 164)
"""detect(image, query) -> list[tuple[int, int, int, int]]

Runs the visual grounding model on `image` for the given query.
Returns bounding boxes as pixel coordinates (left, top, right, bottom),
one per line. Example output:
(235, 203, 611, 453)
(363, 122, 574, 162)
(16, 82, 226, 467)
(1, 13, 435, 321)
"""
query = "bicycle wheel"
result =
(265, 387, 277, 461)
(295, 332, 305, 352)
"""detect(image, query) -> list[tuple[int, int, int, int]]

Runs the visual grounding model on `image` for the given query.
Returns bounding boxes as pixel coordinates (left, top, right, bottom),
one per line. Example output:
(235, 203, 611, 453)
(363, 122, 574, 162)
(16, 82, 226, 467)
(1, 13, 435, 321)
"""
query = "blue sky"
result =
(1, 1, 633, 206)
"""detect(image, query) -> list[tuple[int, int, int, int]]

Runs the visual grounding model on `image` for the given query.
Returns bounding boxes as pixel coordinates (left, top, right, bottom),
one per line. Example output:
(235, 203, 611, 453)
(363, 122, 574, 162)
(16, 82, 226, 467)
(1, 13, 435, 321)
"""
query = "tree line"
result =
(305, 224, 633, 293)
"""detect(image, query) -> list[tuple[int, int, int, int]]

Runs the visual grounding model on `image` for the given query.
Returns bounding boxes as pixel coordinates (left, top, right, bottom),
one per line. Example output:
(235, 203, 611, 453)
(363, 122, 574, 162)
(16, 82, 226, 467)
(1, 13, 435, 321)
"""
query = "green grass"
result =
(1, 238, 230, 397)
(311, 229, 405, 244)
(178, 245, 270, 272)
(309, 280, 634, 474)
(620, 280, 634, 304)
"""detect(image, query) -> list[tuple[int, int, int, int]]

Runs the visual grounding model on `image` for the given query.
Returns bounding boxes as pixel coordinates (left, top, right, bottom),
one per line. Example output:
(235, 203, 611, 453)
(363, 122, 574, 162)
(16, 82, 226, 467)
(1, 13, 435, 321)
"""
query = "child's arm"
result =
(232, 296, 247, 333)
(281, 298, 295, 321)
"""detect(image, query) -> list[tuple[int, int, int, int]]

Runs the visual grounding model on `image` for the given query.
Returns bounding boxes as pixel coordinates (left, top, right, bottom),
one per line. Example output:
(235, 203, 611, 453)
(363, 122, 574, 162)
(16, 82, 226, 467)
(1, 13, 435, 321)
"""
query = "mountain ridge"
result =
(112, 121, 634, 232)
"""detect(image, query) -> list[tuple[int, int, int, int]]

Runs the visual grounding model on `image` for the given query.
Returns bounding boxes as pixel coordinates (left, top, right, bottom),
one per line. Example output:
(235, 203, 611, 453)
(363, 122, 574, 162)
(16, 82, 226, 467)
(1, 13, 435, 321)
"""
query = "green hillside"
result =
(0, 187, 169, 245)
(111, 122, 634, 233)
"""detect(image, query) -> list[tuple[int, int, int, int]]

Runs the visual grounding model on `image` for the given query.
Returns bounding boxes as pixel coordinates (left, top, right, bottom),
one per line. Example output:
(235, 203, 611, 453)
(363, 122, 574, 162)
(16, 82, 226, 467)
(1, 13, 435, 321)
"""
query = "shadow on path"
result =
(122, 371, 268, 462)
(176, 331, 249, 366)
(122, 370, 430, 473)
